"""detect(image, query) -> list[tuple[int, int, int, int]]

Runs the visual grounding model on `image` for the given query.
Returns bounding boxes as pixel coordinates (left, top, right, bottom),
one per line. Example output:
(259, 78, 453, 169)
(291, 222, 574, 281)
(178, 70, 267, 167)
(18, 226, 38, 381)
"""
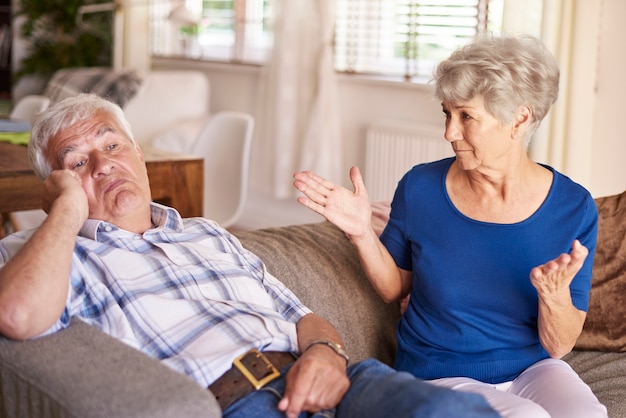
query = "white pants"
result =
(428, 358, 608, 418)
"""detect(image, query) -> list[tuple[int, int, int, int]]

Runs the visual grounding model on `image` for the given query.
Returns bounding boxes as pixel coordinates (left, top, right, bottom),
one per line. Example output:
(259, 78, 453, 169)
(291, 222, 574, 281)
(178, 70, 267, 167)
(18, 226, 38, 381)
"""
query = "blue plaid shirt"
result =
(0, 203, 311, 387)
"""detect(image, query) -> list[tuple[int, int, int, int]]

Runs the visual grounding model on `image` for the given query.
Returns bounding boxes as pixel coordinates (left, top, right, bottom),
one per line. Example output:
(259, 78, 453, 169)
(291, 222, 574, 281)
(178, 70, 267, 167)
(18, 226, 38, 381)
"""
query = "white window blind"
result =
(334, 0, 501, 80)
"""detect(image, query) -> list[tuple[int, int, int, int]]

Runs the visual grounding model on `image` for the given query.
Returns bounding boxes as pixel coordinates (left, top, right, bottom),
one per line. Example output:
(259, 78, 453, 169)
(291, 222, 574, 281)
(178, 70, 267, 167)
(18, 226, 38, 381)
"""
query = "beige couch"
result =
(1, 193, 626, 417)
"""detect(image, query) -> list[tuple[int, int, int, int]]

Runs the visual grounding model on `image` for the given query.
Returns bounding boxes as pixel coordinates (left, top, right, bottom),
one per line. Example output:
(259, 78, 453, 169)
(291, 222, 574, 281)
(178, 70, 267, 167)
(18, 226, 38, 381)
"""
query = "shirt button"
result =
(104, 226, 113, 232)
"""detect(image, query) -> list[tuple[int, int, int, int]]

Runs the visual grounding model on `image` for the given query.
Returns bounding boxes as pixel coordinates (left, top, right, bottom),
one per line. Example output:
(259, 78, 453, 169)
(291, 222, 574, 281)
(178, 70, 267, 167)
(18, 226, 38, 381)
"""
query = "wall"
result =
(334, 76, 442, 187)
(153, 58, 443, 189)
(590, 0, 626, 198)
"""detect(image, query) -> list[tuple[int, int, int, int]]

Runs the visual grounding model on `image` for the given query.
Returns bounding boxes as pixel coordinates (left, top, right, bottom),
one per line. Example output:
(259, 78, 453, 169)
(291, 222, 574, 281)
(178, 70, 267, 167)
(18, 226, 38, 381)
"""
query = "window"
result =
(151, 0, 272, 63)
(334, 0, 503, 80)
(151, 0, 542, 81)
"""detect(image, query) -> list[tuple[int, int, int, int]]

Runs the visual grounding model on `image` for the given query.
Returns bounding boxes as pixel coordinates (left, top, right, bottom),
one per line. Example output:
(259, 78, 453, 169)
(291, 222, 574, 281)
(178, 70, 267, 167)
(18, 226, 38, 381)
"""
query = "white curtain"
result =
(253, 0, 342, 199)
(118, 0, 151, 71)
(529, 0, 602, 189)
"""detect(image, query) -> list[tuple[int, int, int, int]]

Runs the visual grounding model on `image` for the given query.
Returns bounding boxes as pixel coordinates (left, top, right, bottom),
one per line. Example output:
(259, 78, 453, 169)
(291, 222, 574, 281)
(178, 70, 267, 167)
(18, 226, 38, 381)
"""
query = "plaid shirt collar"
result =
(79, 202, 184, 241)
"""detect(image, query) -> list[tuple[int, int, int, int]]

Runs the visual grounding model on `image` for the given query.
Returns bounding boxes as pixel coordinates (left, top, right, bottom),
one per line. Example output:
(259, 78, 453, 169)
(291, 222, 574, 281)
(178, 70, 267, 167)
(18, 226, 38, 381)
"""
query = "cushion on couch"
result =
(564, 350, 626, 417)
(44, 67, 143, 107)
(575, 191, 626, 351)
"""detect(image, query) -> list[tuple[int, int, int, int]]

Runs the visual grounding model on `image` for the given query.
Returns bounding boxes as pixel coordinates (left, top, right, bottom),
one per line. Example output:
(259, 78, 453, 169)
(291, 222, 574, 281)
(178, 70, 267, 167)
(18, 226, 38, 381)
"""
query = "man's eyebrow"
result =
(56, 124, 116, 167)
(98, 125, 115, 135)
(57, 146, 75, 168)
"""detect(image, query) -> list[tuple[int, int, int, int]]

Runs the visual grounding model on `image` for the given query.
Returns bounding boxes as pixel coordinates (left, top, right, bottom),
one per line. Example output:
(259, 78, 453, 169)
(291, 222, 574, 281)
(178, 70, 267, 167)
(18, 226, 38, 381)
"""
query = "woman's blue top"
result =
(380, 158, 598, 384)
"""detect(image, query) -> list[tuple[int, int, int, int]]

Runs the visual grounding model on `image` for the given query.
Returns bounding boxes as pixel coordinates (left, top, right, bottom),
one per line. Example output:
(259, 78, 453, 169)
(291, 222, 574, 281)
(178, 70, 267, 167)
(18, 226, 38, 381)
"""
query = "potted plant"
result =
(178, 22, 201, 57)
(14, 0, 113, 84)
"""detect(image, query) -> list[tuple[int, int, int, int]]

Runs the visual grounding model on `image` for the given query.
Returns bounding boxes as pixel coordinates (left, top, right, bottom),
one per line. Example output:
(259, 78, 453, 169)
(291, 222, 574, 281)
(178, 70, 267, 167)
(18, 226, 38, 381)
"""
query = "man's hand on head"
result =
(42, 169, 89, 228)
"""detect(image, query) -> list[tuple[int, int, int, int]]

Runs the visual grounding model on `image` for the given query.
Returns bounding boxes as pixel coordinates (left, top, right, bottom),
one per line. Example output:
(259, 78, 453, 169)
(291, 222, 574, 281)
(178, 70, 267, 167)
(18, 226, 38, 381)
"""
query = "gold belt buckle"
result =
(232, 348, 281, 390)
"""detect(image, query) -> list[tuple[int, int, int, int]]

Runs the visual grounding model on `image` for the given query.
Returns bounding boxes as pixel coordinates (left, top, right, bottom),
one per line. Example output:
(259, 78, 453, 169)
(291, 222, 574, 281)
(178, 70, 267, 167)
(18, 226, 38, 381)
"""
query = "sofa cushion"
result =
(234, 222, 400, 365)
(564, 350, 626, 417)
(44, 67, 142, 107)
(575, 191, 626, 351)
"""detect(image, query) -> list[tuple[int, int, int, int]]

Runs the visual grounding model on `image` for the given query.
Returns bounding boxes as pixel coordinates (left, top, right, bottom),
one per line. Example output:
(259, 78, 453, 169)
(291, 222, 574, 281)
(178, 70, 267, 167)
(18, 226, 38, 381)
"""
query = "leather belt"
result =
(209, 349, 296, 411)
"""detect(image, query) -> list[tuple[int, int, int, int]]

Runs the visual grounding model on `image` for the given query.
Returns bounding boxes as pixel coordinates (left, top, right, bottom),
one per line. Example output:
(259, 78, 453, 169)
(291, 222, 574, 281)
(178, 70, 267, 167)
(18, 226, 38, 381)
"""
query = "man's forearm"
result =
(0, 204, 81, 340)
(296, 313, 346, 354)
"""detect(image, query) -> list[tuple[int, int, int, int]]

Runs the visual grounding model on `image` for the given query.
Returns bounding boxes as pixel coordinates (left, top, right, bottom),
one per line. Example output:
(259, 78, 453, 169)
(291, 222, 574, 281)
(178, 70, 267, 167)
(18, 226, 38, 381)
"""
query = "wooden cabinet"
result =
(0, 142, 204, 218)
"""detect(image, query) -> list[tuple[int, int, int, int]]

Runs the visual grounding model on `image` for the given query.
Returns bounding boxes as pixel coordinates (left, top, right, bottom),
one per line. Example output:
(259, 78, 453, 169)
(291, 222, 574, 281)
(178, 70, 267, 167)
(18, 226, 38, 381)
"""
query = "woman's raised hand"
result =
(293, 166, 372, 239)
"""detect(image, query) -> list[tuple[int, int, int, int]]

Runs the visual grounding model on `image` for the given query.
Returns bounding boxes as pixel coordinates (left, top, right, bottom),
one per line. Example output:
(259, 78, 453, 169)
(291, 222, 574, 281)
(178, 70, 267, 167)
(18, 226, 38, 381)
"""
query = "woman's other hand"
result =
(530, 240, 589, 358)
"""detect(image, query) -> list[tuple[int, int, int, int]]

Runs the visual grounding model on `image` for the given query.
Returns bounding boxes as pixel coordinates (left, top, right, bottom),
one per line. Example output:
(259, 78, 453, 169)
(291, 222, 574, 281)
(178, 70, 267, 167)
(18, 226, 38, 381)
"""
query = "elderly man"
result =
(0, 94, 499, 417)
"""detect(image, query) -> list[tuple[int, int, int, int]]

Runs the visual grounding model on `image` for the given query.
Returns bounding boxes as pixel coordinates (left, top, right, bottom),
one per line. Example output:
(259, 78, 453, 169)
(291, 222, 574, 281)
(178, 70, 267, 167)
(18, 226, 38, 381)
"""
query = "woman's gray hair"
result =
(28, 93, 135, 181)
(433, 34, 560, 139)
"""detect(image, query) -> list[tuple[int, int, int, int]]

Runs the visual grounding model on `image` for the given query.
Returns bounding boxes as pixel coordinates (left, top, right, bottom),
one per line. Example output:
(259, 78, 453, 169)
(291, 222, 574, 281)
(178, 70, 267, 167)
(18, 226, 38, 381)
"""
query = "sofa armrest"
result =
(0, 318, 220, 418)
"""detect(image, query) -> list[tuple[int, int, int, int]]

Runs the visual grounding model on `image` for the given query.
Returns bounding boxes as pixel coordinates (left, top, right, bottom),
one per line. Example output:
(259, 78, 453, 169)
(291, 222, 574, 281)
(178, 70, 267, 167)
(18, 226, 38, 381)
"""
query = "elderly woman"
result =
(293, 34, 607, 418)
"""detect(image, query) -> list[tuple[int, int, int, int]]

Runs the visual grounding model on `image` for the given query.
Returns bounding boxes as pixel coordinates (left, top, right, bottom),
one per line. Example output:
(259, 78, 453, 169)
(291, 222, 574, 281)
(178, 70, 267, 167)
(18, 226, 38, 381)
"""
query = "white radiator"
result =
(365, 120, 454, 202)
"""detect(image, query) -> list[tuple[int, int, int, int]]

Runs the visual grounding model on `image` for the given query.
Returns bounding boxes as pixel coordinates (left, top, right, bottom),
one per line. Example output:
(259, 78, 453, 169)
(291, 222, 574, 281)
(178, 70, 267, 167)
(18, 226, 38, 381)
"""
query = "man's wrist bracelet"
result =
(304, 340, 350, 365)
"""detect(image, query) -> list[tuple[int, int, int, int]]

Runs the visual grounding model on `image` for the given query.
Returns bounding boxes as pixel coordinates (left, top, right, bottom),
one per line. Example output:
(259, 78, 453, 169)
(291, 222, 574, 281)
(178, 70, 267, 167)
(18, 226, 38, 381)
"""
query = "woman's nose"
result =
(444, 120, 462, 142)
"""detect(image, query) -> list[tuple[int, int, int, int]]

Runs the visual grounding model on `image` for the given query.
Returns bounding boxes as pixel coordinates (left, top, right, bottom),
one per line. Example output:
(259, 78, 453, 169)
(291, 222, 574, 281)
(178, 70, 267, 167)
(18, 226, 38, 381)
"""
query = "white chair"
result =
(10, 95, 50, 123)
(190, 112, 254, 228)
(152, 111, 254, 228)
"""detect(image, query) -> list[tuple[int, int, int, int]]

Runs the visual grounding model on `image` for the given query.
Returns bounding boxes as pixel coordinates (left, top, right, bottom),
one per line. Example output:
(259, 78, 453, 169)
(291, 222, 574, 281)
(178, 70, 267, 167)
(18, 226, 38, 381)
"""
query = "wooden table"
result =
(0, 141, 204, 220)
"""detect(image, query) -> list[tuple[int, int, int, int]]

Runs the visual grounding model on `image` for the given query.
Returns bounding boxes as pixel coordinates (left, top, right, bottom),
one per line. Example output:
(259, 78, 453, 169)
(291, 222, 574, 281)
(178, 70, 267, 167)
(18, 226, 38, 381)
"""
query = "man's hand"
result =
(277, 344, 349, 418)
(42, 169, 89, 229)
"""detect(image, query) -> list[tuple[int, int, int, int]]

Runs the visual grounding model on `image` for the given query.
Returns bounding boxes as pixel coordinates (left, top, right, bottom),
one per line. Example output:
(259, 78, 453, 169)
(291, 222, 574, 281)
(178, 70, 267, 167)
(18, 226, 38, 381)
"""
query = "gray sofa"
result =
(2, 194, 626, 416)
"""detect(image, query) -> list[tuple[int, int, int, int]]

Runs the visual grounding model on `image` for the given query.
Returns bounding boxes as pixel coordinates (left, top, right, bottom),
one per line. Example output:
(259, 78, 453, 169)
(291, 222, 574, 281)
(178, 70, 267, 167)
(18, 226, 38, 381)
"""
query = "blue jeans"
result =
(223, 359, 500, 417)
